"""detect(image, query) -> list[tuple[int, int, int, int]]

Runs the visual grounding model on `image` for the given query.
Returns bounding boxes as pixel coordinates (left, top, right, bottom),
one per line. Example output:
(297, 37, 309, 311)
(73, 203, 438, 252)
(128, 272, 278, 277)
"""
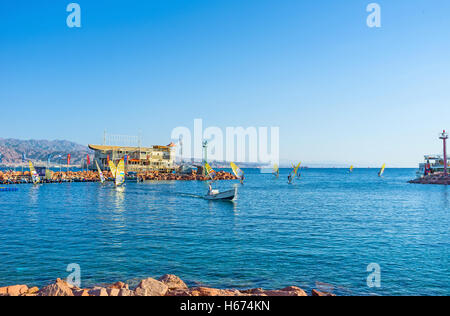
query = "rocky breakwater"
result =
(409, 173, 450, 185)
(0, 275, 335, 297)
(138, 170, 237, 181)
(0, 170, 237, 184)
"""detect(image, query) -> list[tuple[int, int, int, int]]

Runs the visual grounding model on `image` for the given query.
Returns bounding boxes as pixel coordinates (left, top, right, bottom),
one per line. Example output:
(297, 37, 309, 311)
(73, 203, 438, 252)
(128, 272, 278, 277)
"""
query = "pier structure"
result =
(439, 130, 448, 175)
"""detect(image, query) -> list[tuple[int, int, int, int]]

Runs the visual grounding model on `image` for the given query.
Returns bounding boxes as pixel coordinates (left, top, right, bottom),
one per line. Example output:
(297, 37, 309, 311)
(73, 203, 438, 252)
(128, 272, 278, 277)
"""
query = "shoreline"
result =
(0, 275, 335, 297)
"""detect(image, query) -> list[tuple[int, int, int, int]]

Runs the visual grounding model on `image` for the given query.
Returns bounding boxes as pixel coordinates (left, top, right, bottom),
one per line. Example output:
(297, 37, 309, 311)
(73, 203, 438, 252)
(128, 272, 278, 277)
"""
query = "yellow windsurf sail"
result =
(230, 162, 244, 179)
(378, 163, 386, 177)
(115, 158, 125, 186)
(45, 168, 52, 181)
(96, 160, 105, 183)
(273, 164, 279, 177)
(350, 165, 354, 173)
(205, 163, 216, 180)
(294, 162, 301, 176)
(28, 161, 40, 184)
(108, 160, 117, 178)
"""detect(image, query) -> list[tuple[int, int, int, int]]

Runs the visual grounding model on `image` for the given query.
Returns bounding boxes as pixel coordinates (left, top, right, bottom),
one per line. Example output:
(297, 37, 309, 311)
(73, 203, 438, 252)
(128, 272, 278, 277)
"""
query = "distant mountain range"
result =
(0, 138, 91, 165)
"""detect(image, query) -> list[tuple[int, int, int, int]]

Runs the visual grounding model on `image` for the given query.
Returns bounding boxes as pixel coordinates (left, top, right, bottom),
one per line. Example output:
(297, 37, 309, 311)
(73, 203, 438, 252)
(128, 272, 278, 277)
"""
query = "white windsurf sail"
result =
(96, 160, 105, 184)
(29, 161, 40, 184)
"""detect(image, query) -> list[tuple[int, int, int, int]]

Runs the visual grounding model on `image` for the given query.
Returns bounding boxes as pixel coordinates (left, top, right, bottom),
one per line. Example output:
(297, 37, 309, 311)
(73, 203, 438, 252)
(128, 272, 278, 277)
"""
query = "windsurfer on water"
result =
(288, 174, 292, 184)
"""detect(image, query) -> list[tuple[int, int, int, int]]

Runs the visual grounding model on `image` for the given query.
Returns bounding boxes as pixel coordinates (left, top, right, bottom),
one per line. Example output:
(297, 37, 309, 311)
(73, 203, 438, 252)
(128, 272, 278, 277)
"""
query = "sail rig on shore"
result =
(378, 163, 386, 177)
(108, 160, 117, 179)
(28, 161, 40, 185)
(96, 160, 105, 184)
(230, 162, 244, 179)
(115, 158, 125, 186)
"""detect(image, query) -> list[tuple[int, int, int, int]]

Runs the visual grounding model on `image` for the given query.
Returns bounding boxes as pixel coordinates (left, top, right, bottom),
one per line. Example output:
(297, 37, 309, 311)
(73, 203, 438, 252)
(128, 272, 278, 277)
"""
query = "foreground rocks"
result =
(0, 275, 334, 296)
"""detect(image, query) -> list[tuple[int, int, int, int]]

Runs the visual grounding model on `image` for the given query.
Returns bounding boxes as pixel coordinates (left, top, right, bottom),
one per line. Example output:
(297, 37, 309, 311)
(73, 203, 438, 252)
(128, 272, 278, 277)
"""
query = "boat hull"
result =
(204, 188, 237, 201)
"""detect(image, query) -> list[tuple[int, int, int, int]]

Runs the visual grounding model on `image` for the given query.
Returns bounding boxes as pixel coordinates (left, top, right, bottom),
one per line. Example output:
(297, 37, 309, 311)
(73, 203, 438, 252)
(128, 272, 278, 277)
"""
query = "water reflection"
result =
(27, 184, 41, 206)
(442, 186, 449, 209)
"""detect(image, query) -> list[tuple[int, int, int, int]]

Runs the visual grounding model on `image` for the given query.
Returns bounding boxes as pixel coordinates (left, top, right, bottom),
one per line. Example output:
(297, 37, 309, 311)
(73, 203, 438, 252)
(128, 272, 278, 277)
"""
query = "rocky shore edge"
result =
(408, 173, 450, 185)
(0, 275, 335, 297)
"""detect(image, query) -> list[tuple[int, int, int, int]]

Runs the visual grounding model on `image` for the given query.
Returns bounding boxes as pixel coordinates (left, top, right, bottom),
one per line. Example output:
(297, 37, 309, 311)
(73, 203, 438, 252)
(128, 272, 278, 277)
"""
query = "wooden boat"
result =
(204, 188, 237, 201)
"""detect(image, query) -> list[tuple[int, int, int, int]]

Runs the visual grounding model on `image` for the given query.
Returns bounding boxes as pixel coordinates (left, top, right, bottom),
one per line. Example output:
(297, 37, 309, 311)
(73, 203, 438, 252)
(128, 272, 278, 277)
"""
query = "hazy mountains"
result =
(0, 138, 91, 165)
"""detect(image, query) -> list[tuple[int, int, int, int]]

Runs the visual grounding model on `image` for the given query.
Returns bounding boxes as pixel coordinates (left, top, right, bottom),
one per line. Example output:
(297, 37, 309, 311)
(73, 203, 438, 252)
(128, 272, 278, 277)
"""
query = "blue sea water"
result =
(0, 168, 448, 296)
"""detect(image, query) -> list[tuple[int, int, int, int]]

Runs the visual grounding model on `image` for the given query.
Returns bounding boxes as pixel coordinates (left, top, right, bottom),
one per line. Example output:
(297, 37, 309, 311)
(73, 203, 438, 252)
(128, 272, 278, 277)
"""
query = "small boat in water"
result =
(204, 187, 237, 201)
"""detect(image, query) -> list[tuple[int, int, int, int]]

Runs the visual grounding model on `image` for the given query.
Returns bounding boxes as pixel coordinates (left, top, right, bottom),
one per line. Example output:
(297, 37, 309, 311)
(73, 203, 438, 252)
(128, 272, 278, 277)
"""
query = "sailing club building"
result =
(88, 143, 176, 172)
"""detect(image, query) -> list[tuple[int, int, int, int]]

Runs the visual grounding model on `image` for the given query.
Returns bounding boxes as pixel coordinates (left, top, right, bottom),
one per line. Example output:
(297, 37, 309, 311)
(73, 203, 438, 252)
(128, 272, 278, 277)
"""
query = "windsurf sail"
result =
(205, 163, 216, 180)
(230, 162, 244, 179)
(378, 163, 386, 177)
(45, 168, 52, 181)
(96, 160, 105, 184)
(108, 160, 117, 178)
(349, 165, 354, 173)
(28, 161, 40, 184)
(115, 158, 125, 186)
(273, 164, 279, 177)
(294, 162, 301, 177)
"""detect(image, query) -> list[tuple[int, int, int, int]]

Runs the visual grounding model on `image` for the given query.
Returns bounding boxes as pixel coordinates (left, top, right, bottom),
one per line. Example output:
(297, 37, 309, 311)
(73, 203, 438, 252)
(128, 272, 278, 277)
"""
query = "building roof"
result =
(88, 144, 175, 151)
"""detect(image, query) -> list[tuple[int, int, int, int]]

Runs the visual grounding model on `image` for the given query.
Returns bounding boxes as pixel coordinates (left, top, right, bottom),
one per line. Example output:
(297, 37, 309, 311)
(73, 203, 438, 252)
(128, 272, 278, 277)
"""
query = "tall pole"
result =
(439, 130, 448, 175)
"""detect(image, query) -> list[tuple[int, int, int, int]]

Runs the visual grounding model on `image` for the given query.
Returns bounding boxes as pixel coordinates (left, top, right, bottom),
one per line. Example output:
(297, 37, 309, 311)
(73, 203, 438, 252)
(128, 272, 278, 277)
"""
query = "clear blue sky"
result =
(1, 0, 449, 166)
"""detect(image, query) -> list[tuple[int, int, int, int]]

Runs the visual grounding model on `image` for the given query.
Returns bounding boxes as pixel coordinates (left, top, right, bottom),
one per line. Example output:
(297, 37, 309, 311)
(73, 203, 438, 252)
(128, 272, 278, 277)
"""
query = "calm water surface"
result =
(0, 168, 448, 295)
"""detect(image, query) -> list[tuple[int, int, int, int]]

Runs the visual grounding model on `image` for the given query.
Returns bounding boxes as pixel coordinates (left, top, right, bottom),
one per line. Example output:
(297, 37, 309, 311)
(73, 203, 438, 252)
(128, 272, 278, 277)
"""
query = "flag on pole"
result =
(107, 155, 110, 163)
(87, 154, 91, 165)
(124, 155, 128, 164)
(67, 154, 71, 166)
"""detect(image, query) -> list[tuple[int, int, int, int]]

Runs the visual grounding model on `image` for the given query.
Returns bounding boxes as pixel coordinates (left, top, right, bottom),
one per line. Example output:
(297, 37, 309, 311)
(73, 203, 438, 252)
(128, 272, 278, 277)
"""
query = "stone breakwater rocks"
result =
(137, 171, 237, 181)
(409, 173, 450, 185)
(0, 170, 237, 184)
(0, 274, 334, 297)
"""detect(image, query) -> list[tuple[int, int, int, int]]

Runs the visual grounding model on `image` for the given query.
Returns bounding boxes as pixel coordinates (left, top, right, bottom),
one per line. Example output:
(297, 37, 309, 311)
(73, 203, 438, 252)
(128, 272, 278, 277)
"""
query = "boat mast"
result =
(439, 130, 448, 175)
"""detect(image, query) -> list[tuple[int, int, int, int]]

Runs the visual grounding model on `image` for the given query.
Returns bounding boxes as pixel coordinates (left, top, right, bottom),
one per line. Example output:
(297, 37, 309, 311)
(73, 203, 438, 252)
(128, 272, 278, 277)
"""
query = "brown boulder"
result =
(108, 281, 129, 290)
(73, 289, 90, 296)
(158, 274, 188, 290)
(118, 288, 134, 296)
(0, 285, 29, 296)
(27, 287, 39, 295)
(39, 279, 74, 296)
(256, 286, 307, 297)
(311, 289, 336, 297)
(134, 278, 169, 296)
(107, 288, 120, 296)
(88, 287, 108, 296)
(165, 289, 192, 296)
(189, 287, 244, 296)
